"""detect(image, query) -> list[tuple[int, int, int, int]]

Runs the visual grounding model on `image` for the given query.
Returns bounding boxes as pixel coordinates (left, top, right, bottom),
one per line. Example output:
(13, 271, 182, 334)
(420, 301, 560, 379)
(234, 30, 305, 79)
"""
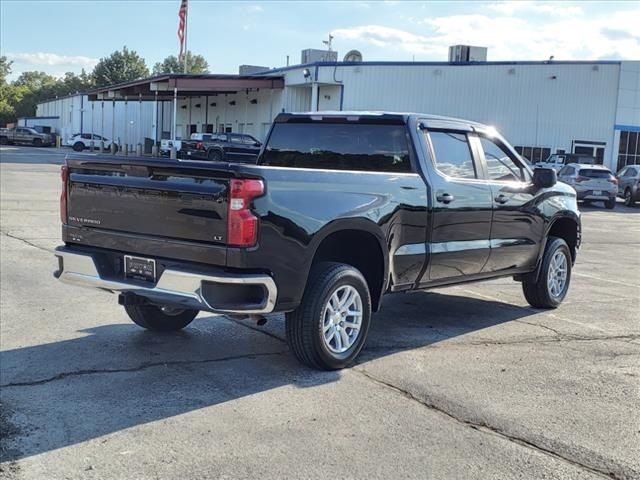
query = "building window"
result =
(514, 146, 551, 164)
(618, 130, 640, 171)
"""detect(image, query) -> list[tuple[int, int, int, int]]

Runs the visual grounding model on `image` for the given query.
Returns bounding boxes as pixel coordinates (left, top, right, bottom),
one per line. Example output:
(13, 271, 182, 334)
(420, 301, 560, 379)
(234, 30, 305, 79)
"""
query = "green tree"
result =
(0, 56, 12, 84)
(152, 52, 209, 75)
(92, 46, 149, 87)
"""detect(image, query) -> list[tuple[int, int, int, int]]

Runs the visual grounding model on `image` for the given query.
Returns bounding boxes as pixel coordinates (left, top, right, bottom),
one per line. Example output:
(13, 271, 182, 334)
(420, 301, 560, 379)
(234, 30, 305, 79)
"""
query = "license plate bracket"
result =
(592, 190, 602, 196)
(124, 255, 156, 283)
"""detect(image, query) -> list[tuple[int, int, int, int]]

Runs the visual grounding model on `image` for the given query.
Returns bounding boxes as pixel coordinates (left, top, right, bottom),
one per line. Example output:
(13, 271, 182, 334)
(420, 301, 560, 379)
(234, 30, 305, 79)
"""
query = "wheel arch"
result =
(307, 219, 389, 312)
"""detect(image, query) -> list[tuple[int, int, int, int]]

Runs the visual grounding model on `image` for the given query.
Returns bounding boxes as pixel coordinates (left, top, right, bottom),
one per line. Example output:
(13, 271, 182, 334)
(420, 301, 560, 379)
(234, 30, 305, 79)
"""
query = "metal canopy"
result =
(87, 74, 285, 101)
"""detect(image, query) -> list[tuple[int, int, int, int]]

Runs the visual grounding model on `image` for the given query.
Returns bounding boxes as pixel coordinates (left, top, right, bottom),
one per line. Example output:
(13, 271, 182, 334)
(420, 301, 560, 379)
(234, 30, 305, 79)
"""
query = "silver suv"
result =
(557, 163, 618, 209)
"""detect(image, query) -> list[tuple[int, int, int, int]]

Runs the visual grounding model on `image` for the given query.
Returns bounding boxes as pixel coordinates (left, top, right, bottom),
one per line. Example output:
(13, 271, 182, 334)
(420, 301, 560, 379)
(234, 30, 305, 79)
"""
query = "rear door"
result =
(473, 133, 541, 272)
(421, 125, 493, 282)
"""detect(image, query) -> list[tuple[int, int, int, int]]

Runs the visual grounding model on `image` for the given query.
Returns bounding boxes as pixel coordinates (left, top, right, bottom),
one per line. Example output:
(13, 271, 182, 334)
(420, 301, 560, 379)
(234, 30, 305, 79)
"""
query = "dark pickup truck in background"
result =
(180, 132, 262, 162)
(54, 112, 581, 370)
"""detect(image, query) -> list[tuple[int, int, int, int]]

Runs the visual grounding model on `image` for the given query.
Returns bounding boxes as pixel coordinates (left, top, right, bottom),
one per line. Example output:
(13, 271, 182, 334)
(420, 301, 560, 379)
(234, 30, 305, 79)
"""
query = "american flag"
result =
(177, 0, 188, 62)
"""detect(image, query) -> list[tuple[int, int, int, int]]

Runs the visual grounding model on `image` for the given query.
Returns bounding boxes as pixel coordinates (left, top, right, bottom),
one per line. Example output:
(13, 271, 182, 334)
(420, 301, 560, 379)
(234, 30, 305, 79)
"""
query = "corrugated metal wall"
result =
(37, 96, 155, 145)
(320, 63, 620, 163)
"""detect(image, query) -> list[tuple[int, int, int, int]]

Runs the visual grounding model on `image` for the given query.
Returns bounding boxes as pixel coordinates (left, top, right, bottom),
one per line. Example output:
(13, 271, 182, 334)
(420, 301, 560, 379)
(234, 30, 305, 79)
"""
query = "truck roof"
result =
(275, 111, 488, 128)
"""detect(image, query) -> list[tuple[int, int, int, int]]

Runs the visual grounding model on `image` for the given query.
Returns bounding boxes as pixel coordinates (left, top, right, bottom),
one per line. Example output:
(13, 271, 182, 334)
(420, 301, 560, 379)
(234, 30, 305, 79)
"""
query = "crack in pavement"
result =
(0, 351, 288, 389)
(0, 230, 52, 253)
(225, 313, 634, 479)
(351, 367, 628, 480)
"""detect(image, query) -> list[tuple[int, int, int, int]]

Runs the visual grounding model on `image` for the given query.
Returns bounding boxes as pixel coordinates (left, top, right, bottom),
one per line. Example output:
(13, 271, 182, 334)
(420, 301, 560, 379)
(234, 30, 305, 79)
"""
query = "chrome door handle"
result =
(495, 194, 509, 204)
(436, 193, 454, 204)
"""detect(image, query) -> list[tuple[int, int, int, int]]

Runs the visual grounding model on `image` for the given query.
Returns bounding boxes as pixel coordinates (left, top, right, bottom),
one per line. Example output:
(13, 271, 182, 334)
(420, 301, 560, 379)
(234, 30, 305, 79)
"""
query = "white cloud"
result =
(331, 7, 640, 61)
(245, 4, 263, 13)
(4, 52, 99, 81)
(487, 1, 583, 16)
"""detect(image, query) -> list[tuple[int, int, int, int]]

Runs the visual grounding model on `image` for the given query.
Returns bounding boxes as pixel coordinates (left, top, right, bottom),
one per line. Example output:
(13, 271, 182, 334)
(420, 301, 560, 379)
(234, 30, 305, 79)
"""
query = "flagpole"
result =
(183, 0, 188, 74)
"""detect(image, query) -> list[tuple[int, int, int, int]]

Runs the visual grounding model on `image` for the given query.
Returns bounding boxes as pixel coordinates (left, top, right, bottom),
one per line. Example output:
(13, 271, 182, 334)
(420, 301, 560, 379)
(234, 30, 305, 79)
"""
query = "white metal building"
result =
(36, 59, 640, 171)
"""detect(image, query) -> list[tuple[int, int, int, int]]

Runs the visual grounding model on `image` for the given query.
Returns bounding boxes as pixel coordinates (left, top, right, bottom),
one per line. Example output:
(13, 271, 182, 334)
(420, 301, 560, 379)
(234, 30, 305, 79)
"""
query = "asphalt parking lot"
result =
(1, 145, 639, 480)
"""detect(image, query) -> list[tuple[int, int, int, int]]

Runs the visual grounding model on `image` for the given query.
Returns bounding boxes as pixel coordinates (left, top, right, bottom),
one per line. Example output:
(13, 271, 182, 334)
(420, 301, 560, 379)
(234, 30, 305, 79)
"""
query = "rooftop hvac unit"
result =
(448, 45, 488, 63)
(301, 49, 338, 64)
(239, 65, 270, 75)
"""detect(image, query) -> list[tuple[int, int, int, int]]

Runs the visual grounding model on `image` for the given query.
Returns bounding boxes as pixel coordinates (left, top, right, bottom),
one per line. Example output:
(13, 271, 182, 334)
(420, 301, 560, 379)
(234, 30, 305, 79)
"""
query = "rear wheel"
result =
(72, 142, 84, 152)
(32, 138, 42, 147)
(207, 149, 222, 162)
(0, 136, 7, 145)
(286, 262, 372, 370)
(522, 237, 572, 309)
(124, 304, 198, 332)
(624, 188, 635, 207)
(605, 198, 616, 209)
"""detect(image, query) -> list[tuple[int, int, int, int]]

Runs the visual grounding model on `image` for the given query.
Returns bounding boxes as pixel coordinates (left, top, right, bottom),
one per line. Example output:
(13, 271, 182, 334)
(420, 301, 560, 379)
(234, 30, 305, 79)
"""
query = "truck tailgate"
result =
(66, 156, 230, 245)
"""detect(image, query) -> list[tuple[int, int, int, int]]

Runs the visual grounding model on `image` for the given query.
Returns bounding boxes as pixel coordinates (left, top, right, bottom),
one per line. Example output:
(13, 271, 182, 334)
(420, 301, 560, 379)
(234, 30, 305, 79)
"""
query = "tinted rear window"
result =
(580, 169, 612, 178)
(261, 123, 412, 172)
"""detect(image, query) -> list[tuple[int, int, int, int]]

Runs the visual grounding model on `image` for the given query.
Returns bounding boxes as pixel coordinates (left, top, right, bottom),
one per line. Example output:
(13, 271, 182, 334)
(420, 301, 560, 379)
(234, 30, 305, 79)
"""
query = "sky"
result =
(2, 0, 640, 81)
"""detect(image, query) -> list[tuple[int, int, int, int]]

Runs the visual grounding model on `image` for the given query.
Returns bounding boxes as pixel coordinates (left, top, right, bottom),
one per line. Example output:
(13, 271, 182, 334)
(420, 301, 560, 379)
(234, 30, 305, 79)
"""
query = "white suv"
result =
(67, 133, 114, 152)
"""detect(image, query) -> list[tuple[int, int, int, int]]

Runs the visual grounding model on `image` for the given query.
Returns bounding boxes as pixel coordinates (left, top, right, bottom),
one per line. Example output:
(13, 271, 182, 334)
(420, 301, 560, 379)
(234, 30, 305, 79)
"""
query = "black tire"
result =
(0, 136, 8, 145)
(33, 138, 42, 147)
(207, 149, 223, 162)
(605, 198, 616, 209)
(72, 142, 84, 152)
(285, 262, 372, 370)
(624, 188, 635, 207)
(522, 236, 572, 309)
(124, 304, 198, 332)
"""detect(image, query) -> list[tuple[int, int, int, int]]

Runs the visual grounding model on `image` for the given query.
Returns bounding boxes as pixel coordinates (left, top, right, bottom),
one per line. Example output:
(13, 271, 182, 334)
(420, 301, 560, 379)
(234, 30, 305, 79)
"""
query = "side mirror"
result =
(533, 168, 557, 189)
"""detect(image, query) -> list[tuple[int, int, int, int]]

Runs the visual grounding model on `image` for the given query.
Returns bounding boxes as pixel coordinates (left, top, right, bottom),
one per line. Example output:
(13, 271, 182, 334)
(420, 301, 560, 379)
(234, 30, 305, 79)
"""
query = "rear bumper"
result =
(576, 189, 616, 200)
(54, 246, 277, 314)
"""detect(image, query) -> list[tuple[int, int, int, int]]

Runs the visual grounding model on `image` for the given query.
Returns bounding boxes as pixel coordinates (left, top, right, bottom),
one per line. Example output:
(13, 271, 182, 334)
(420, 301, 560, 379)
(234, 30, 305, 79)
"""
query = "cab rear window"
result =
(261, 123, 412, 173)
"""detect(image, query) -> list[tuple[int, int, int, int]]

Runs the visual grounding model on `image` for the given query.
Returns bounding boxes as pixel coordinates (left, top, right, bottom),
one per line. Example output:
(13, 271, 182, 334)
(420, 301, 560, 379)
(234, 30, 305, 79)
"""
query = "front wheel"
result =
(124, 304, 198, 331)
(286, 262, 372, 370)
(33, 138, 43, 147)
(522, 237, 572, 309)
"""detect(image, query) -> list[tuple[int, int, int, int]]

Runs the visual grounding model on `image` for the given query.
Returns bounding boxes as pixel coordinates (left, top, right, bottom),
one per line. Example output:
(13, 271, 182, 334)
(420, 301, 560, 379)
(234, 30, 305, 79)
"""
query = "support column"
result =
(153, 91, 159, 144)
(100, 100, 105, 152)
(112, 98, 116, 154)
(172, 87, 178, 140)
(124, 96, 128, 155)
(311, 83, 319, 112)
(138, 93, 142, 150)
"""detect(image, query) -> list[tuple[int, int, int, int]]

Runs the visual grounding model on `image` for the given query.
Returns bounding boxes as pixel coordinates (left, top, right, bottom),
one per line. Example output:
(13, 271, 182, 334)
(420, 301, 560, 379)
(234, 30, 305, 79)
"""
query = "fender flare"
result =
(305, 218, 390, 308)
(517, 212, 580, 283)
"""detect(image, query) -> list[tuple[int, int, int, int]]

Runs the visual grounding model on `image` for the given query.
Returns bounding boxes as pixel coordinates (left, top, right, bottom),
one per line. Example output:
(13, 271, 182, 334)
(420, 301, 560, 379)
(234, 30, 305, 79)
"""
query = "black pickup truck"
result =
(54, 112, 581, 370)
(180, 132, 262, 162)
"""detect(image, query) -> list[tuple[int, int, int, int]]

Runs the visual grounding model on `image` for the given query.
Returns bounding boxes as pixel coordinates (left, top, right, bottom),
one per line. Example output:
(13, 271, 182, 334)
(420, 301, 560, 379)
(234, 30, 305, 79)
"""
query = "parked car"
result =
(180, 132, 262, 162)
(54, 112, 581, 370)
(67, 133, 114, 152)
(557, 163, 618, 209)
(0, 127, 53, 146)
(616, 165, 640, 207)
(535, 153, 596, 171)
(159, 133, 215, 157)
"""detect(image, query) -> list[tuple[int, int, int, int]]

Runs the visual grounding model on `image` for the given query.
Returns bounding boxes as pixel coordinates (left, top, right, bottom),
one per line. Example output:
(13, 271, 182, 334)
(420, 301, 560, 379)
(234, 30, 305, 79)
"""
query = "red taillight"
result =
(575, 175, 589, 183)
(227, 178, 264, 247)
(609, 177, 618, 185)
(196, 142, 204, 150)
(60, 165, 68, 224)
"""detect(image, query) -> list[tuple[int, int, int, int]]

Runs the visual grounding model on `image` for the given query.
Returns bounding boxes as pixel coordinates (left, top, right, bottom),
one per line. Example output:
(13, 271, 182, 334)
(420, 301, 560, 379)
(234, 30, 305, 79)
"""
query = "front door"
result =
(421, 128, 494, 282)
(473, 133, 543, 273)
